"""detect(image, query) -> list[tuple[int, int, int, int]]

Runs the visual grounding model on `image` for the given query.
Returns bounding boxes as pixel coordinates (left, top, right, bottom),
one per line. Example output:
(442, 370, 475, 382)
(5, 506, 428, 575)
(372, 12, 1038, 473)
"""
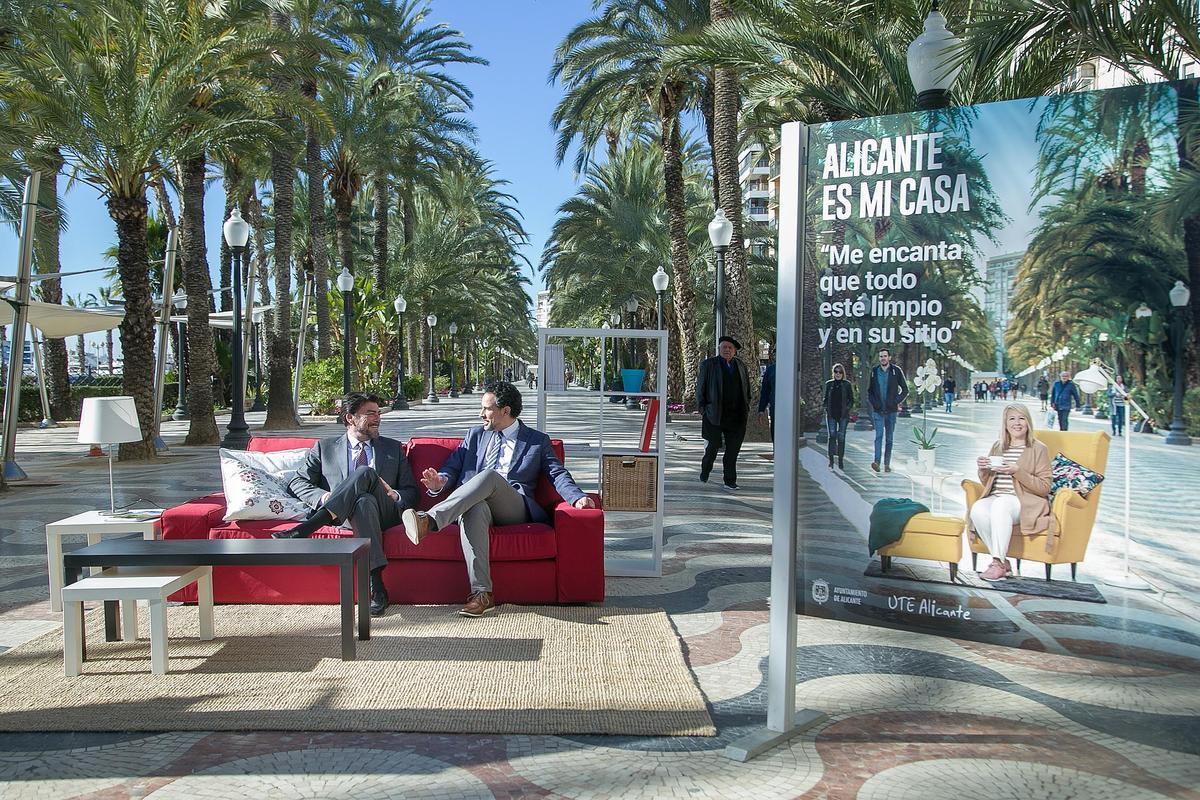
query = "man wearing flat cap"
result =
(696, 336, 751, 489)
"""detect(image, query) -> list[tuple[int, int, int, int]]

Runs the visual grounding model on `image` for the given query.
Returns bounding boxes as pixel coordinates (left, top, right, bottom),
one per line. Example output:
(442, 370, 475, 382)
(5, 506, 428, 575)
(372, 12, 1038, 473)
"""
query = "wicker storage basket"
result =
(601, 455, 658, 512)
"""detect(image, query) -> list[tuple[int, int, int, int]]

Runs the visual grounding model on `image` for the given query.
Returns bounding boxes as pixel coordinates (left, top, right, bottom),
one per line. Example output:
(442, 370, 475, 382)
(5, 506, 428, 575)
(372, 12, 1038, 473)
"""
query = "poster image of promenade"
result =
(795, 79, 1200, 664)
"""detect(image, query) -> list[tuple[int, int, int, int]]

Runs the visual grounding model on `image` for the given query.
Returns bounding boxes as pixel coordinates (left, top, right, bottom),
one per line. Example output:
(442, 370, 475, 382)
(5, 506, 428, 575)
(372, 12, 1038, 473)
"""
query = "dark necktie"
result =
(354, 444, 368, 469)
(485, 432, 503, 471)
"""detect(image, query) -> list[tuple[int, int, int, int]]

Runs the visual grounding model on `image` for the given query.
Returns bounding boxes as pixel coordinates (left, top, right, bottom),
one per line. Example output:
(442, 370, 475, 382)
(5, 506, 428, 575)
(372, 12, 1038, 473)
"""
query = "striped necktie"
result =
(354, 443, 368, 469)
(485, 432, 504, 471)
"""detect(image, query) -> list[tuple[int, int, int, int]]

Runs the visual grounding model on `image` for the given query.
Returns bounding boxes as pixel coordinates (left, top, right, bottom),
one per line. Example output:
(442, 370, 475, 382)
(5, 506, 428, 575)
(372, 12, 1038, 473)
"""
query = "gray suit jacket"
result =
(288, 434, 418, 511)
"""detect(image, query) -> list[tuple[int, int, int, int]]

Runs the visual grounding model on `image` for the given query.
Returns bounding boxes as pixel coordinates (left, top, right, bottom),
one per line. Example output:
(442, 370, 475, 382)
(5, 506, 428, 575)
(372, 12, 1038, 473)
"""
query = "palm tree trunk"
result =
(701, 74, 718, 206)
(75, 333, 84, 378)
(30, 146, 71, 419)
(179, 153, 220, 444)
(105, 331, 114, 374)
(659, 101, 700, 410)
(334, 189, 356, 382)
(302, 84, 333, 360)
(372, 172, 389, 295)
(264, 9, 299, 429)
(710, 0, 763, 431)
(107, 189, 156, 459)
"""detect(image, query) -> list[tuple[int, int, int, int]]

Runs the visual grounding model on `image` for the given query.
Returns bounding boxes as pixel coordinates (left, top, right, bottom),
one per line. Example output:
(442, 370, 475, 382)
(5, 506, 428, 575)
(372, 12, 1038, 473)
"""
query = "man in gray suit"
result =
(275, 392, 419, 616)
(402, 380, 595, 617)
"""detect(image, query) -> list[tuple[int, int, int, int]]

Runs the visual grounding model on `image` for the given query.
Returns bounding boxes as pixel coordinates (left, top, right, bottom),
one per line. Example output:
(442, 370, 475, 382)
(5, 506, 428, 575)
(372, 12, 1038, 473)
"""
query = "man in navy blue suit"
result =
(402, 380, 595, 617)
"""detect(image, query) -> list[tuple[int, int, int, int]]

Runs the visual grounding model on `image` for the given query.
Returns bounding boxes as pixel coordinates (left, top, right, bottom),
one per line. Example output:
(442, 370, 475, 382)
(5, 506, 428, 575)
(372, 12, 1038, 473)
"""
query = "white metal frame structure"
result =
(535, 326, 668, 577)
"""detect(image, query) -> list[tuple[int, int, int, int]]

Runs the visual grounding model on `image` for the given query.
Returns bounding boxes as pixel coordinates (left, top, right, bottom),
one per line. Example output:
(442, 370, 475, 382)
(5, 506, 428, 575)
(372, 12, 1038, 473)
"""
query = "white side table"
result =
(46, 510, 162, 620)
(903, 467, 956, 513)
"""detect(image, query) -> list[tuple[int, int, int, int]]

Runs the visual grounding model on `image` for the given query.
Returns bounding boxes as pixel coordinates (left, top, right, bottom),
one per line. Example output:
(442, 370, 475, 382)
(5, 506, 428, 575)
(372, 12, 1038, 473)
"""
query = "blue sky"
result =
(0, 0, 595, 352)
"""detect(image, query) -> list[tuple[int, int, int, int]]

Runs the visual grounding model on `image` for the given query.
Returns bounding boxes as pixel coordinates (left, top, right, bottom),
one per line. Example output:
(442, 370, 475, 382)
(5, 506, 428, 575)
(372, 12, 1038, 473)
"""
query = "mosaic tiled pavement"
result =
(0, 394, 1197, 798)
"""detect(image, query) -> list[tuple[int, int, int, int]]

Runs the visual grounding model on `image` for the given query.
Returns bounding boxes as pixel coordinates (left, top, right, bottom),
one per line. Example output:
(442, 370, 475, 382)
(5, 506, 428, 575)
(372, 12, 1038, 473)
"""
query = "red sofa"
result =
(161, 435, 605, 605)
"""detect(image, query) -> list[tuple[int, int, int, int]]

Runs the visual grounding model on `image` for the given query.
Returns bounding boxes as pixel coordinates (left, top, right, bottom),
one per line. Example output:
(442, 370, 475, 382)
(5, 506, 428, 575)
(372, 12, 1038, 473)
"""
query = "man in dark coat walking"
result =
(696, 336, 751, 490)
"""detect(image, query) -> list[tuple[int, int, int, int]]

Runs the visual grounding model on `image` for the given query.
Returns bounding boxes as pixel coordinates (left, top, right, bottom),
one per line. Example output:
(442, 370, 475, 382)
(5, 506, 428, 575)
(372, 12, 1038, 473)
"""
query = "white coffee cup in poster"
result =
(988, 455, 1005, 469)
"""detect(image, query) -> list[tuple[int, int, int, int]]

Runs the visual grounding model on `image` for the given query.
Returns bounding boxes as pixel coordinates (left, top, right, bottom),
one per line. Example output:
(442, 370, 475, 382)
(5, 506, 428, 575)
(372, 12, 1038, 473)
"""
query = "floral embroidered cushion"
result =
(219, 448, 311, 521)
(1048, 453, 1104, 504)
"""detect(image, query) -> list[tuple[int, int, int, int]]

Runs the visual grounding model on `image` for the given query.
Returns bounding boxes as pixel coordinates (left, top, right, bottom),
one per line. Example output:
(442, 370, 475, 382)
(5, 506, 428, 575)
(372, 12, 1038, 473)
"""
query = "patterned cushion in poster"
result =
(1048, 453, 1104, 504)
(219, 448, 311, 521)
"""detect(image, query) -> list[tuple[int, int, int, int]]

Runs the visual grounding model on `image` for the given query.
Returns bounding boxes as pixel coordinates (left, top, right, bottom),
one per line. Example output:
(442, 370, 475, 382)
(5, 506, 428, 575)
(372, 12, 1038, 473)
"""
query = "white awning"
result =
(0, 299, 124, 337)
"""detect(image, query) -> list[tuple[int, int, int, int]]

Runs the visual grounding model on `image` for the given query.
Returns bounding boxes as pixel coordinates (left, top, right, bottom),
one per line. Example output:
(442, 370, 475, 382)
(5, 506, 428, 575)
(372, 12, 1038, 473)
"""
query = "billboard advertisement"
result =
(794, 79, 1200, 663)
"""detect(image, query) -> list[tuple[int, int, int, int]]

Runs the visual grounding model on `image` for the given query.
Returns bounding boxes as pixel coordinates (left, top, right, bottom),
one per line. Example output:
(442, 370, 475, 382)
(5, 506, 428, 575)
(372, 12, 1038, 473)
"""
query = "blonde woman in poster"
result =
(968, 403, 1055, 581)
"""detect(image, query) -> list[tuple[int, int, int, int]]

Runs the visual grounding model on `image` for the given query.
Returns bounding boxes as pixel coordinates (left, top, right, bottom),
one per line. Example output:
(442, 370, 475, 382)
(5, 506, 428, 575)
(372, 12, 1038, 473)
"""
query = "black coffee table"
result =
(63, 538, 371, 660)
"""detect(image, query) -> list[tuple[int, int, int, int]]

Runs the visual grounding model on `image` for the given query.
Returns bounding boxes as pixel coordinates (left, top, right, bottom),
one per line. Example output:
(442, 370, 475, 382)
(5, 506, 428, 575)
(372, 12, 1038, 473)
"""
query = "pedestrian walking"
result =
(942, 375, 956, 413)
(1108, 374, 1127, 436)
(866, 348, 908, 473)
(1037, 373, 1049, 411)
(824, 364, 854, 470)
(1050, 370, 1082, 431)
(696, 336, 750, 490)
(757, 357, 776, 459)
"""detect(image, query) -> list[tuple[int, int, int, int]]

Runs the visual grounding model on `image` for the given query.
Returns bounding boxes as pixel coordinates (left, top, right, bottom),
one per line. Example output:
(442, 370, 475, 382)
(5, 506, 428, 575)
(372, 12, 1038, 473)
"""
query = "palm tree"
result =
(552, 0, 711, 408)
(1, 0, 275, 457)
(86, 285, 120, 375)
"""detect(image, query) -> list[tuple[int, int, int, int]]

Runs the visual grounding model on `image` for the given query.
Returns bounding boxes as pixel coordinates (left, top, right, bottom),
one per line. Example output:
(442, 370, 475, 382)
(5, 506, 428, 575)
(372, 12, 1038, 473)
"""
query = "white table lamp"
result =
(78, 396, 144, 514)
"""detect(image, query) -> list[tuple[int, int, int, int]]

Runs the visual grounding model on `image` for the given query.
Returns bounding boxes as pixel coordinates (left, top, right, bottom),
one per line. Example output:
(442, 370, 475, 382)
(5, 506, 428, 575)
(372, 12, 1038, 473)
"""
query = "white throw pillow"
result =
(219, 448, 312, 522)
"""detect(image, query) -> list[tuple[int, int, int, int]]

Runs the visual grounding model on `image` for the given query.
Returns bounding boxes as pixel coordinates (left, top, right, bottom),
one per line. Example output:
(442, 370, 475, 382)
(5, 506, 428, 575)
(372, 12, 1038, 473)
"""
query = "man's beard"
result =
(355, 422, 379, 440)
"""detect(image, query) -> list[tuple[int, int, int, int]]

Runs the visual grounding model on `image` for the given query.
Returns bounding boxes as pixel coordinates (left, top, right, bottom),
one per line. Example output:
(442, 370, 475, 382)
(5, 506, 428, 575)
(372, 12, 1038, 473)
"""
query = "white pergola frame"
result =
(535, 326, 668, 577)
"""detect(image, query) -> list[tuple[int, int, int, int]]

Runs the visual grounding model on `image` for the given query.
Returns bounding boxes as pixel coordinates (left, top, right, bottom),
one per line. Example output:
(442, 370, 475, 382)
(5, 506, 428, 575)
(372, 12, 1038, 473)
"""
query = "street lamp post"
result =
(426, 313, 439, 403)
(249, 314, 266, 412)
(906, 0, 963, 110)
(220, 208, 251, 449)
(653, 265, 670, 330)
(172, 295, 189, 421)
(708, 209, 734, 351)
(392, 295, 409, 410)
(448, 322, 459, 398)
(337, 267, 354, 394)
(1166, 280, 1192, 446)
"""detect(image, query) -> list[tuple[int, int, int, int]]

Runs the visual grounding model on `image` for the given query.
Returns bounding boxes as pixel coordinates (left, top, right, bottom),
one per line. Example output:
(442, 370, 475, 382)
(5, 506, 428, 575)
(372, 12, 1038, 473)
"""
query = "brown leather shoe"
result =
(402, 509, 431, 545)
(459, 591, 495, 617)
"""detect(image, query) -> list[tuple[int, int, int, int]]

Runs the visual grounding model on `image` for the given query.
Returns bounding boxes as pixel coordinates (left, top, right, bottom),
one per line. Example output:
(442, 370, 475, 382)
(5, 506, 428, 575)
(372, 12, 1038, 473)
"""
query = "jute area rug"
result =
(0, 604, 715, 736)
(865, 559, 1106, 602)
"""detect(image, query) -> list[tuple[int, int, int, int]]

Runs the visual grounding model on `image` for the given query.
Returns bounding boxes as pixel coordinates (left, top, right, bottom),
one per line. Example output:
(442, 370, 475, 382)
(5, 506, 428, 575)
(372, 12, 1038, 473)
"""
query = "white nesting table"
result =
(46, 510, 162, 618)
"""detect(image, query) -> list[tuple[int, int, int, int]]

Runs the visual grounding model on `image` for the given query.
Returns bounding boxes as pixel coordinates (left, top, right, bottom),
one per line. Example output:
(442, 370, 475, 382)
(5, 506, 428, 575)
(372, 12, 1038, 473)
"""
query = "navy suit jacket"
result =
(435, 421, 586, 524)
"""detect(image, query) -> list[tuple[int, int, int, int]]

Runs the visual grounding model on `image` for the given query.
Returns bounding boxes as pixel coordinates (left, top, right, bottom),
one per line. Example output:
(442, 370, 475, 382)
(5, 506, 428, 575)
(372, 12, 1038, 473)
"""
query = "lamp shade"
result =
(625, 296, 638, 313)
(652, 265, 670, 292)
(336, 267, 354, 293)
(1170, 280, 1190, 308)
(907, 2, 963, 94)
(1074, 364, 1110, 395)
(1135, 303, 1153, 318)
(708, 209, 734, 248)
(393, 295, 406, 314)
(427, 313, 437, 327)
(223, 207, 250, 248)
(449, 322, 458, 335)
(78, 396, 143, 444)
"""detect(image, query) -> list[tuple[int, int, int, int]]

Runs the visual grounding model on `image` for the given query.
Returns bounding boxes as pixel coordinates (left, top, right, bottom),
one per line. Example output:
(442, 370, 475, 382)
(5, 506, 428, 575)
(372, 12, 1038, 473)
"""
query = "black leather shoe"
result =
(271, 528, 309, 540)
(369, 575, 389, 617)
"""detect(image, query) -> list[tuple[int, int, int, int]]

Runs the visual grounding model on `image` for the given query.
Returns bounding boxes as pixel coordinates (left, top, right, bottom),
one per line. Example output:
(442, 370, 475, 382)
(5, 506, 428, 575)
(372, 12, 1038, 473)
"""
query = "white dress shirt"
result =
(346, 433, 375, 474)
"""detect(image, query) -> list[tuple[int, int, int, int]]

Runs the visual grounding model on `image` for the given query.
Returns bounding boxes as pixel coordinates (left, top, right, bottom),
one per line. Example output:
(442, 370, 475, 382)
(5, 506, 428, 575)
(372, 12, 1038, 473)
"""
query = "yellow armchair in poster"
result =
(962, 430, 1111, 582)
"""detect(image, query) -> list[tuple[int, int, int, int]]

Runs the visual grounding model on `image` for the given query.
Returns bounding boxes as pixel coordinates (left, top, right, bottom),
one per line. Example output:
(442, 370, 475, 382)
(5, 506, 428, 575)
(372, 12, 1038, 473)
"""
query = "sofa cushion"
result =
(161, 493, 229, 540)
(219, 448, 311, 521)
(1049, 452, 1105, 503)
(249, 436, 319, 453)
(209, 521, 352, 539)
(382, 522, 557, 561)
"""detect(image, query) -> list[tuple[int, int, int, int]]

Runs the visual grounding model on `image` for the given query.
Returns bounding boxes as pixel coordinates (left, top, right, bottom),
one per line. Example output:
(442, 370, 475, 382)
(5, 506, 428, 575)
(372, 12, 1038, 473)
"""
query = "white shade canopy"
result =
(907, 2, 963, 93)
(0, 300, 123, 338)
(708, 208, 734, 248)
(652, 265, 670, 292)
(77, 396, 143, 445)
(1074, 363, 1111, 395)
(223, 207, 250, 248)
(336, 267, 354, 293)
